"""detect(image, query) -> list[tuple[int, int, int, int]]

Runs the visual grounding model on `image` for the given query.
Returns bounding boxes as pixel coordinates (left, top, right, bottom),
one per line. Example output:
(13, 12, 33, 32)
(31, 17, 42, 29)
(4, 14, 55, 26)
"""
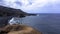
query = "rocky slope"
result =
(0, 6, 37, 28)
(0, 24, 42, 34)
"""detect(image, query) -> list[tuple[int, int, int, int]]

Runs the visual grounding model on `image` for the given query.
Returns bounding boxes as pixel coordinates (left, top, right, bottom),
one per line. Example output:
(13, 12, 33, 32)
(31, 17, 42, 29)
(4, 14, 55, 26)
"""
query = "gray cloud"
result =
(0, 0, 60, 13)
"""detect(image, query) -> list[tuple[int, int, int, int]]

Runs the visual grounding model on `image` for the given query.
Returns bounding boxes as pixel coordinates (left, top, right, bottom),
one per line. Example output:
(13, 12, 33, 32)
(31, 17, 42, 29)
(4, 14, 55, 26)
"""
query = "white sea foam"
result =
(9, 17, 22, 25)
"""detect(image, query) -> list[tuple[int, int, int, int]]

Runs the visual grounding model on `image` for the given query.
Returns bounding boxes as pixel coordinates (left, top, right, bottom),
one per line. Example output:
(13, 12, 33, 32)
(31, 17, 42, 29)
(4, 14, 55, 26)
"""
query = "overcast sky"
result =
(0, 0, 60, 13)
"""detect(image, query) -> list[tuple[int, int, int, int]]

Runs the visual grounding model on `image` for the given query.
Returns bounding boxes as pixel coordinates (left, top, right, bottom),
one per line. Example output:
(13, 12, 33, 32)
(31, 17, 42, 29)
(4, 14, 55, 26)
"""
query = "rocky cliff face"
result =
(0, 6, 37, 28)
(0, 6, 27, 27)
(0, 24, 42, 34)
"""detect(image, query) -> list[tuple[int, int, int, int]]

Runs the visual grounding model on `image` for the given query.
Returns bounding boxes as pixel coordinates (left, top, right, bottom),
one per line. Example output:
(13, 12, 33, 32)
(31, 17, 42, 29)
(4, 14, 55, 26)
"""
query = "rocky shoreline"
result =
(0, 6, 37, 28)
(0, 6, 38, 34)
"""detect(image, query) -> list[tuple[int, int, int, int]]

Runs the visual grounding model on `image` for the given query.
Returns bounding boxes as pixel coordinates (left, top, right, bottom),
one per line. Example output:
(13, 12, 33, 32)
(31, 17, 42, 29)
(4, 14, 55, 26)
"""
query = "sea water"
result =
(9, 13, 60, 34)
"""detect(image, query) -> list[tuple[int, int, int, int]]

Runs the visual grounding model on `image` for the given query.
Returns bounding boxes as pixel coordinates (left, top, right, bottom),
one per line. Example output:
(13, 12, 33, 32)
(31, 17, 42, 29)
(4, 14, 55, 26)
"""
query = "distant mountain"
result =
(0, 5, 29, 17)
(0, 5, 37, 17)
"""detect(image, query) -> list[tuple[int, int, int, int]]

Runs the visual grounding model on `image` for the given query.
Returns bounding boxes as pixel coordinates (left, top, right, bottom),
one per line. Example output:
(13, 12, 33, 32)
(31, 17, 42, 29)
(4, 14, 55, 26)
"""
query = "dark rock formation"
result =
(0, 6, 37, 28)
(0, 6, 37, 17)
(0, 6, 28, 17)
(0, 6, 26, 28)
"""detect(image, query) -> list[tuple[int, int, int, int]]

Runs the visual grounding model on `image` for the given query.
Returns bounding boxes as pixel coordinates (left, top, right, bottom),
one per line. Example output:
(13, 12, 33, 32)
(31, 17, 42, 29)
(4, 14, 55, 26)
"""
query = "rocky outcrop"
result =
(0, 24, 42, 34)
(0, 6, 37, 28)
(0, 6, 27, 27)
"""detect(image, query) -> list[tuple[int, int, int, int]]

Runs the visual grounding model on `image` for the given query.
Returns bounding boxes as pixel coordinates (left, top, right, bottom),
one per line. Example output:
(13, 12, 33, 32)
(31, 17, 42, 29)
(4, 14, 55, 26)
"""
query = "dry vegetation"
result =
(0, 24, 42, 34)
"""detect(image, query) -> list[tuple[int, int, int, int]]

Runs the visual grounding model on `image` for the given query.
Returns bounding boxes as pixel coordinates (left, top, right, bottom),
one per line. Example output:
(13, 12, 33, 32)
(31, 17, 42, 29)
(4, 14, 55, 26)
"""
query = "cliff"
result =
(0, 6, 37, 28)
(0, 6, 37, 17)
(0, 6, 27, 17)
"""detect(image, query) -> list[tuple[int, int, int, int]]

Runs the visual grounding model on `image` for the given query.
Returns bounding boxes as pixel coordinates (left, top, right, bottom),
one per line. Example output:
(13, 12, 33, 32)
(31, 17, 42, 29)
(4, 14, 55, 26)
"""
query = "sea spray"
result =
(9, 17, 23, 25)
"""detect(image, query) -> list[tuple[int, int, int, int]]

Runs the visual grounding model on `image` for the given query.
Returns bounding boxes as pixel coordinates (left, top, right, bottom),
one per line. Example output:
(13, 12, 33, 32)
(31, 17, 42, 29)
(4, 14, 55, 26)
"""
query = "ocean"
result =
(9, 13, 60, 34)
